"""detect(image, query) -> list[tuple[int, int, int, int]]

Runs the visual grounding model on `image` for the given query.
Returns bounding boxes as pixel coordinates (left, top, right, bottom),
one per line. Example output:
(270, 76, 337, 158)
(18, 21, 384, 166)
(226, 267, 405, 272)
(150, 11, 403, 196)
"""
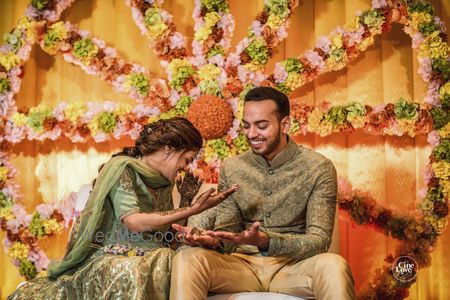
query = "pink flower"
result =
(36, 203, 54, 219)
(208, 54, 225, 67)
(93, 133, 109, 143)
(274, 63, 288, 83)
(227, 97, 239, 114)
(237, 66, 248, 83)
(251, 21, 263, 37)
(227, 118, 241, 139)
(170, 32, 186, 49)
(54, 102, 67, 121)
(423, 165, 434, 185)
(132, 104, 159, 118)
(434, 16, 447, 33)
(129, 124, 142, 140)
(418, 187, 428, 200)
(226, 53, 241, 67)
(3, 236, 13, 250)
(277, 26, 288, 40)
(189, 87, 201, 98)
(417, 57, 432, 82)
(28, 249, 50, 272)
(304, 50, 325, 71)
(6, 219, 21, 234)
(193, 0, 202, 18)
(424, 80, 440, 106)
(344, 26, 364, 46)
(372, 0, 387, 9)
(190, 52, 207, 68)
(169, 90, 181, 106)
(412, 32, 424, 49)
(12, 204, 31, 227)
(316, 36, 331, 53)
(427, 130, 440, 148)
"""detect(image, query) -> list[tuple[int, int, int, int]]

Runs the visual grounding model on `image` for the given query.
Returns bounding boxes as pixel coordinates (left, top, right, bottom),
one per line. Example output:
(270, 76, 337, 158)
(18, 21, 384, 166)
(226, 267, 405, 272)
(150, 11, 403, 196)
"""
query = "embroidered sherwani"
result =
(215, 137, 337, 258)
(172, 138, 355, 300)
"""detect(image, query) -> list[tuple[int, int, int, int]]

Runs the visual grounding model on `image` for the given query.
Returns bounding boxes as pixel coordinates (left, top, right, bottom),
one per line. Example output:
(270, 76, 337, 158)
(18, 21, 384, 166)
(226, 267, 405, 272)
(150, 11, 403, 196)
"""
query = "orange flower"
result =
(187, 95, 233, 140)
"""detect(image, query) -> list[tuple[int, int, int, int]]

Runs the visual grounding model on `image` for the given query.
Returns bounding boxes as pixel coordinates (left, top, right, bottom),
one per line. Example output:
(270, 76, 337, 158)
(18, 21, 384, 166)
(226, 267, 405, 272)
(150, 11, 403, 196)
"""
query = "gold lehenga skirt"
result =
(8, 247, 174, 300)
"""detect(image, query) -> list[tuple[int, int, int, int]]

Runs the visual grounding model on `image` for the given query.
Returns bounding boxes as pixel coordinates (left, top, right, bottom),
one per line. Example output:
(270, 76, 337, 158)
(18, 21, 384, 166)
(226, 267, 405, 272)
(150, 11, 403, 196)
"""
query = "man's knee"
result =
(172, 247, 214, 270)
(313, 253, 352, 276)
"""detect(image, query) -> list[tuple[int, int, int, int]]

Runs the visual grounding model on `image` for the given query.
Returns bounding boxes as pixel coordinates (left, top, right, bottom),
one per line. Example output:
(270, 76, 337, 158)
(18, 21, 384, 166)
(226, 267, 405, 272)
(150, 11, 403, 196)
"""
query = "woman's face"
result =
(162, 149, 198, 181)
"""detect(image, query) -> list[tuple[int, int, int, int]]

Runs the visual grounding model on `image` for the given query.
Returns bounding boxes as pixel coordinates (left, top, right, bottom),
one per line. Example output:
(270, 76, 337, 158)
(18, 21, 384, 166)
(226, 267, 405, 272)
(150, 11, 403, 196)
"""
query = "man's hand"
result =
(205, 222, 270, 251)
(171, 224, 222, 249)
(176, 170, 203, 207)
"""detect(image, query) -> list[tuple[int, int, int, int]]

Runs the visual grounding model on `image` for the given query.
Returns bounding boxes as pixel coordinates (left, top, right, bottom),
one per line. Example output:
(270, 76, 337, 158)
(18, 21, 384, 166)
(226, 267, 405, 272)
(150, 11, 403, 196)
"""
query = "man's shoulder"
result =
(294, 145, 335, 173)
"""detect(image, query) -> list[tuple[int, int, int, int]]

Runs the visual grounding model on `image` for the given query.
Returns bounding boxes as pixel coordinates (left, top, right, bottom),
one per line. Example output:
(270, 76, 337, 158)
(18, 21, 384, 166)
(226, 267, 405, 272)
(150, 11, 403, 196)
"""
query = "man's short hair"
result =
(244, 86, 290, 119)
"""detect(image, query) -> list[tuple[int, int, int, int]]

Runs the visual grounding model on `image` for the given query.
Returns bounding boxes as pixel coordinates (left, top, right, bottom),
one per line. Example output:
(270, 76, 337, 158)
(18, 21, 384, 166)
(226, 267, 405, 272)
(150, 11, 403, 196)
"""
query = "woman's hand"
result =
(176, 170, 203, 207)
(191, 184, 239, 213)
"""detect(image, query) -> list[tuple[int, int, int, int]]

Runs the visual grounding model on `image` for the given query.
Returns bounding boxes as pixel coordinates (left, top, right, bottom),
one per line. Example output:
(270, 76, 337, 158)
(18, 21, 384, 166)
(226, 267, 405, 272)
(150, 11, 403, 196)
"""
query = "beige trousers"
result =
(170, 247, 355, 300)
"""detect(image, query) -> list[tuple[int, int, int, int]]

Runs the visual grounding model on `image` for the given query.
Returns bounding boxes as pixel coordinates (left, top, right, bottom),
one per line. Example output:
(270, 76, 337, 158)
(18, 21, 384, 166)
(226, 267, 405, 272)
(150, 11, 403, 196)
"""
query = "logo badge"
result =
(392, 256, 418, 282)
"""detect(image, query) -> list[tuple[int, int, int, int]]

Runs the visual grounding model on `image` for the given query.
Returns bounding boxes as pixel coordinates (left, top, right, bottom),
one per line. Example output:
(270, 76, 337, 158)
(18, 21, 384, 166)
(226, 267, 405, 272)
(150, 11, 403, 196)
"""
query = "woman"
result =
(9, 117, 237, 300)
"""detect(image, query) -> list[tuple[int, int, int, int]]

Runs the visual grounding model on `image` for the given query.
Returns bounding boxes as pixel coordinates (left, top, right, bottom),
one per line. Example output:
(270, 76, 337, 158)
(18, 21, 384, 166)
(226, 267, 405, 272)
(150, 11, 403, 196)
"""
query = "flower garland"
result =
(0, 150, 76, 279)
(333, 0, 450, 298)
(37, 21, 170, 106)
(337, 177, 446, 299)
(265, 4, 392, 93)
(6, 98, 433, 144)
(126, 0, 188, 63)
(0, 16, 37, 131)
(290, 99, 433, 137)
(225, 0, 298, 85)
(191, 0, 234, 64)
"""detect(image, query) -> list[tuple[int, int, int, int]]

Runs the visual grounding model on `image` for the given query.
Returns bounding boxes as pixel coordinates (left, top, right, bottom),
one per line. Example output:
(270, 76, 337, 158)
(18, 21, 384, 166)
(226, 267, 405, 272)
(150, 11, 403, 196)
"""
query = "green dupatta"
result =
(48, 156, 170, 280)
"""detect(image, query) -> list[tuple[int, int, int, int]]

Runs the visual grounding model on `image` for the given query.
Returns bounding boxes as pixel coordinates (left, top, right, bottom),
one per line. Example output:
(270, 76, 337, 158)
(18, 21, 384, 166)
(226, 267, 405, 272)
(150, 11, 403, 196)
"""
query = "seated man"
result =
(171, 87, 355, 300)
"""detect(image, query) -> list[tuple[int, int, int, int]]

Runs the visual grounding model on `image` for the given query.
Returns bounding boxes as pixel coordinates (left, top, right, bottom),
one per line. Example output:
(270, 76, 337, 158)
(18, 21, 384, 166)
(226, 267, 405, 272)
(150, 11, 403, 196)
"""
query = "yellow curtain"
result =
(1, 0, 449, 299)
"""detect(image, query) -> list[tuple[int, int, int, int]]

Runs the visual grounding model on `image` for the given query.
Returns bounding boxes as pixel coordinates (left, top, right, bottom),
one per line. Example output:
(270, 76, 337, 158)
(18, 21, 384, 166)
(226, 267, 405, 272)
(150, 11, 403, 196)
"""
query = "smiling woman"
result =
(8, 117, 238, 300)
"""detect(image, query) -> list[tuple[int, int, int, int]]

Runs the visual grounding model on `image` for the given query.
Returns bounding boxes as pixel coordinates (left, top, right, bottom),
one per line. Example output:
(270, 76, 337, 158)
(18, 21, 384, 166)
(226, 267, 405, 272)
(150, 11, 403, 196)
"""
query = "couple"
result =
(10, 87, 355, 299)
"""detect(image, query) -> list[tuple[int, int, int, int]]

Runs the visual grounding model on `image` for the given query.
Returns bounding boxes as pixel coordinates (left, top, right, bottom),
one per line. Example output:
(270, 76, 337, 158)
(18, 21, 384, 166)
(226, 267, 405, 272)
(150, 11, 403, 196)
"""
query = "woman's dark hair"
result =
(114, 117, 203, 158)
(244, 86, 290, 119)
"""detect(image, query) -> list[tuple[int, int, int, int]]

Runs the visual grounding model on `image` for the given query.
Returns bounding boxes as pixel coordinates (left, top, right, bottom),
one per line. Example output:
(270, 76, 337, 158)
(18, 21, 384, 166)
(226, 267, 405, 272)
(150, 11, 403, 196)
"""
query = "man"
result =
(171, 87, 355, 300)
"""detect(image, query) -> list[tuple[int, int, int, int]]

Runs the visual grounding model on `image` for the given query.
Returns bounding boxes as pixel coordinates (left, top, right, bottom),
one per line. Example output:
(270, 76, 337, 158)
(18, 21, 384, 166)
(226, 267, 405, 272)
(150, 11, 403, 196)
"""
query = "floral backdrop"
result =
(0, 0, 449, 299)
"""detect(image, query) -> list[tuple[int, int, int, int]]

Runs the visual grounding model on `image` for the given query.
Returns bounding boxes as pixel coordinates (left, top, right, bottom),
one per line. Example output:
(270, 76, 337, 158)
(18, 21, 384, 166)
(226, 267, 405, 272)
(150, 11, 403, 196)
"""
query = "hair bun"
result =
(122, 146, 140, 157)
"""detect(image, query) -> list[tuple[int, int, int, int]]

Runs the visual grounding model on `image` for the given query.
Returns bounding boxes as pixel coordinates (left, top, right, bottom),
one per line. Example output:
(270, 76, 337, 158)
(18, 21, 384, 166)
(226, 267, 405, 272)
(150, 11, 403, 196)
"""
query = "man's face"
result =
(242, 99, 290, 161)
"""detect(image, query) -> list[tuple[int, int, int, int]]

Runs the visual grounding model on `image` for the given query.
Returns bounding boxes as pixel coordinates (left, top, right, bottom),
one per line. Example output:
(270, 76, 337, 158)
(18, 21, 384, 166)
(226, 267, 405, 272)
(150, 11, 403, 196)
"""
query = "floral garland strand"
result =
(337, 177, 447, 299)
(191, 0, 234, 66)
(1, 146, 77, 280)
(225, 0, 298, 86)
(26, 0, 76, 23)
(290, 99, 433, 137)
(126, 0, 188, 63)
(0, 0, 76, 130)
(7, 101, 160, 143)
(334, 1, 449, 298)
(0, 17, 38, 132)
(6, 98, 434, 143)
(37, 21, 170, 107)
(0, 0, 79, 280)
(266, 0, 403, 94)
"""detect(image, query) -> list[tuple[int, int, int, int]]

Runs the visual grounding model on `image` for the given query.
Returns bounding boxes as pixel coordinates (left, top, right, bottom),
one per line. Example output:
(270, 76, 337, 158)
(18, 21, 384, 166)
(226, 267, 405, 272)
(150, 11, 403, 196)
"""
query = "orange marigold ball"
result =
(187, 95, 233, 140)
